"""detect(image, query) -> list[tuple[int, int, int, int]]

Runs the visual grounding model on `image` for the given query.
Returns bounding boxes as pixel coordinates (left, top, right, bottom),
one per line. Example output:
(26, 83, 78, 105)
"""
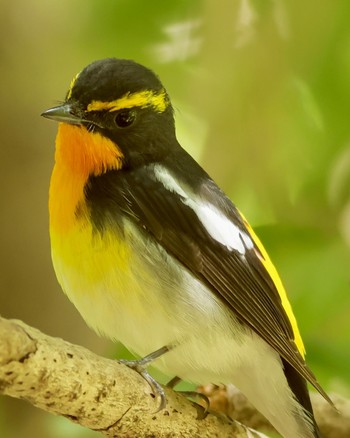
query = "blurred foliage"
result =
(0, 0, 349, 437)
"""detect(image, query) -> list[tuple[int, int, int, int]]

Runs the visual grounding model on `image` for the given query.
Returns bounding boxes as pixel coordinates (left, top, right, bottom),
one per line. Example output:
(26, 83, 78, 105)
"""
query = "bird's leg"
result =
(119, 345, 171, 411)
(166, 375, 182, 388)
(120, 348, 209, 417)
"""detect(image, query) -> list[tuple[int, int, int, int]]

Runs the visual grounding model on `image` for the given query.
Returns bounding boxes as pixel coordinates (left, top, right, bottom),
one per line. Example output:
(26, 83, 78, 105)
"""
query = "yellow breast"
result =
(49, 122, 141, 338)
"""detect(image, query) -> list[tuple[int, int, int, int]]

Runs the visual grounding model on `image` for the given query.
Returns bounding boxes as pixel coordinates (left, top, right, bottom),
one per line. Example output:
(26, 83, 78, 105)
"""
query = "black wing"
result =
(86, 160, 330, 402)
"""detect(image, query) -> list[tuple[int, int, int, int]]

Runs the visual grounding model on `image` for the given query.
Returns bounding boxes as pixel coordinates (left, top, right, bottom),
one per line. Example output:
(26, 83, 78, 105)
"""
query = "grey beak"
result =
(41, 103, 82, 125)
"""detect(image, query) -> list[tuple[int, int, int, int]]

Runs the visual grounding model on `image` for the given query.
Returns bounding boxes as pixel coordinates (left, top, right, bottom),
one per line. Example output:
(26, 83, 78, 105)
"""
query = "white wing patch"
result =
(153, 164, 188, 198)
(192, 203, 245, 253)
(153, 164, 253, 254)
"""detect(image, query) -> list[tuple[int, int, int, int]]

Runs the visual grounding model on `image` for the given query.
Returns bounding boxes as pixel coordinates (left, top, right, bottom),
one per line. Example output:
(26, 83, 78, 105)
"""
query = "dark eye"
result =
(114, 110, 136, 128)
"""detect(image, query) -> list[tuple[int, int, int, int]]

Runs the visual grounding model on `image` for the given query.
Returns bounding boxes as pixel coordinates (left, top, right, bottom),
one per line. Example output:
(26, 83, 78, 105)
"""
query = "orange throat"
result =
(49, 123, 123, 232)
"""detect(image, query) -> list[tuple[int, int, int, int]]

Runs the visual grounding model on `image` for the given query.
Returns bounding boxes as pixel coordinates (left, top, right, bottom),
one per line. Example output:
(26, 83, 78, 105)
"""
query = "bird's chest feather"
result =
(49, 166, 167, 340)
(50, 212, 183, 353)
(48, 137, 171, 349)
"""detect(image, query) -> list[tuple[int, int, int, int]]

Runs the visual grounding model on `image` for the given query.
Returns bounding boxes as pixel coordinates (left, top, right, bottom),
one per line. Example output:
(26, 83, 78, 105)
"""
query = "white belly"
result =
(51, 218, 314, 438)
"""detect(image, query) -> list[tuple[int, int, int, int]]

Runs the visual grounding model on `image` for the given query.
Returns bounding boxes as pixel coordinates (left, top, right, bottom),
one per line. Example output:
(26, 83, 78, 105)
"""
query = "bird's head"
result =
(42, 58, 176, 173)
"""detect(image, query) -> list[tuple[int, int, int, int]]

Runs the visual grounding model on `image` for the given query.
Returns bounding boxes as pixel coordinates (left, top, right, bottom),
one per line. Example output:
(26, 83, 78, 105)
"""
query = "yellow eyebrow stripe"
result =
(67, 72, 81, 100)
(87, 89, 169, 113)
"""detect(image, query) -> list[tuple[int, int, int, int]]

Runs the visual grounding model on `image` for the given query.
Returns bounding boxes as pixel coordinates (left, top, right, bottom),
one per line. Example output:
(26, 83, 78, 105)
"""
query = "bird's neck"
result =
(49, 123, 123, 232)
(54, 123, 123, 177)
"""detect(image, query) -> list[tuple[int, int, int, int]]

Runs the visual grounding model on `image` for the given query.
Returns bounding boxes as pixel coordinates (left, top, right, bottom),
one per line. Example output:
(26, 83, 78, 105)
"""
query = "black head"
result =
(68, 58, 164, 105)
(42, 58, 177, 167)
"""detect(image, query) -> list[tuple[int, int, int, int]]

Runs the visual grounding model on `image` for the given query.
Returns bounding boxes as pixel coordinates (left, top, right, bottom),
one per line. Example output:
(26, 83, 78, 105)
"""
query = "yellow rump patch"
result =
(240, 211, 306, 357)
(87, 89, 168, 113)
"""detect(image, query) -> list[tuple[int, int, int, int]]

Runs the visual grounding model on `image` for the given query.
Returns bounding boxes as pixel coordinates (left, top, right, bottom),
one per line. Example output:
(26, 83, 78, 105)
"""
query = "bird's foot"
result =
(166, 376, 210, 418)
(119, 345, 170, 412)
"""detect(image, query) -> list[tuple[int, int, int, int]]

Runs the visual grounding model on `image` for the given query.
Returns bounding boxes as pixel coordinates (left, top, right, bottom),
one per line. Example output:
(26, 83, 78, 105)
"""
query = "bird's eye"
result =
(114, 110, 136, 128)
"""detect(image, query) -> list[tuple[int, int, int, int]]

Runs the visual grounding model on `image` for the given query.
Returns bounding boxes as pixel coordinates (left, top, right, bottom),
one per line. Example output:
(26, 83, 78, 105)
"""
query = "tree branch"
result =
(0, 317, 261, 437)
(199, 384, 350, 438)
(0, 316, 348, 437)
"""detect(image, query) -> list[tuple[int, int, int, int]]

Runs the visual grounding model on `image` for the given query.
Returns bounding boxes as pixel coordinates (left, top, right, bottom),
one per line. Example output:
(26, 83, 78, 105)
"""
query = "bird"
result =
(42, 58, 331, 438)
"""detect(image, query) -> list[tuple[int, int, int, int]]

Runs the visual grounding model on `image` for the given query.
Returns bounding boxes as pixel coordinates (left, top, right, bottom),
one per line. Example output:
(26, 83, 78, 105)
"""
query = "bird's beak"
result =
(41, 103, 82, 125)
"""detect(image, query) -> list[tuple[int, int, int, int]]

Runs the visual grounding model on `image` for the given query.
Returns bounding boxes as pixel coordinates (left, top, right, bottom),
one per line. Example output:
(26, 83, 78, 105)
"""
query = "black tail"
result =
(282, 358, 322, 437)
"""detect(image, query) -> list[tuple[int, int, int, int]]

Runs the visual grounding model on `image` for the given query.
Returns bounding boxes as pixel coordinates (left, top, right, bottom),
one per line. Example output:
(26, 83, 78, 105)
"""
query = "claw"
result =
(118, 346, 171, 411)
(140, 369, 167, 412)
(118, 346, 209, 416)
(167, 376, 210, 418)
(177, 390, 210, 418)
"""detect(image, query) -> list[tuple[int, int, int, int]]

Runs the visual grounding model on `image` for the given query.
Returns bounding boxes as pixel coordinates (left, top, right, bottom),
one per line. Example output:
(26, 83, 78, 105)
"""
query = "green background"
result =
(0, 1, 349, 437)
